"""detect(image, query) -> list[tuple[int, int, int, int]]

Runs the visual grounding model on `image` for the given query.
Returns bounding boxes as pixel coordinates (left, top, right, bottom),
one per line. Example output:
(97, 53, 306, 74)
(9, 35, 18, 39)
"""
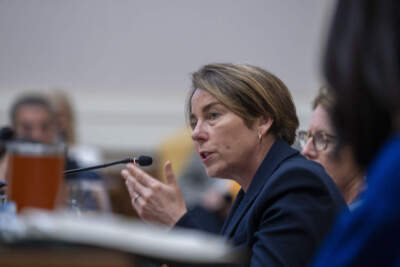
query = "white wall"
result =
(0, 0, 334, 151)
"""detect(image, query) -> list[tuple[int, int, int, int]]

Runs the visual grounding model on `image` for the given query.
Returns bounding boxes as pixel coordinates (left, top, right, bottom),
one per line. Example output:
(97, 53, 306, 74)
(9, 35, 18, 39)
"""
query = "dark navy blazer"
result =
(176, 139, 347, 266)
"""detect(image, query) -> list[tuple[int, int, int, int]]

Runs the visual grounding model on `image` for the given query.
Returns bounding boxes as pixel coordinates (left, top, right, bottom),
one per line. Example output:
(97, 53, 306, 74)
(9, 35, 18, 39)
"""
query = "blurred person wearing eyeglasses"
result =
(299, 87, 364, 206)
(9, 93, 102, 180)
(9, 92, 109, 213)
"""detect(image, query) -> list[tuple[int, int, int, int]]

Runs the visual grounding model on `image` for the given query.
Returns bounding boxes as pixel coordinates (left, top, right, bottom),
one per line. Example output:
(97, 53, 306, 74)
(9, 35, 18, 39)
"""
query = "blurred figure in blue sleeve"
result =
(311, 0, 400, 266)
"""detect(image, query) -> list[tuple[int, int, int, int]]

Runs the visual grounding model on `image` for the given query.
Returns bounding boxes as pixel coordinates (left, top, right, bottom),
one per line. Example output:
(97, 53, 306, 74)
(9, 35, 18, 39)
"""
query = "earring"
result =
(258, 133, 262, 141)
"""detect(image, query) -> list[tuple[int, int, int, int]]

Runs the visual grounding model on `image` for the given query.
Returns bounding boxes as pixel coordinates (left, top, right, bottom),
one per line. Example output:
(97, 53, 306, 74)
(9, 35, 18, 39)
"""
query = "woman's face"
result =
(190, 89, 260, 180)
(301, 104, 358, 191)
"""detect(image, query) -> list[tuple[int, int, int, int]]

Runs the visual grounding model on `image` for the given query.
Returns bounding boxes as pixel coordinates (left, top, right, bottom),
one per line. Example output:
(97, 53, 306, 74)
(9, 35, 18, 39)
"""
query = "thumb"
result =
(164, 161, 177, 185)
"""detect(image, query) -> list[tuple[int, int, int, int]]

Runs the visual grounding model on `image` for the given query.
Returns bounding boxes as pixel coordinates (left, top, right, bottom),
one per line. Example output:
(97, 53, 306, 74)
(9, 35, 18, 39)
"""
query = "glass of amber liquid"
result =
(6, 141, 65, 213)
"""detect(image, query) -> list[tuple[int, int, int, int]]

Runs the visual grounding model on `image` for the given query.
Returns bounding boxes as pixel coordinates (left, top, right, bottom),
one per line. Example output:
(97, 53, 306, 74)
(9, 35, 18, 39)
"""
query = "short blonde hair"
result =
(187, 63, 299, 144)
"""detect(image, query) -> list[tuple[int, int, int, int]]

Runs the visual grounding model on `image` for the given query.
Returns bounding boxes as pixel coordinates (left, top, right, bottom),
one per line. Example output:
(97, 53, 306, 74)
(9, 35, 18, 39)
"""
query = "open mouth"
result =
(200, 151, 214, 162)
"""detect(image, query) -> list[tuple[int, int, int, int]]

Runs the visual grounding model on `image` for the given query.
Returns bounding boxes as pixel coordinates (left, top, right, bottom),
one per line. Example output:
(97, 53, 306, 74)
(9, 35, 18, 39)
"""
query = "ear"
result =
(257, 115, 274, 137)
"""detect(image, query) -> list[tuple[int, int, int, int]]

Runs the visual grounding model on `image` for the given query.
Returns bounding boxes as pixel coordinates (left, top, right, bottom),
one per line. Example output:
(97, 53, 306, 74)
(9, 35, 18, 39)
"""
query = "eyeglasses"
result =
(297, 130, 336, 152)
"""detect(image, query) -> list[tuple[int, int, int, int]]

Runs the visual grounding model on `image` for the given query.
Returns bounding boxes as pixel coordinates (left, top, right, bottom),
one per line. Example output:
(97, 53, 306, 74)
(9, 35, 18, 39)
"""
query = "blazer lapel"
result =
(221, 139, 298, 238)
(220, 189, 245, 234)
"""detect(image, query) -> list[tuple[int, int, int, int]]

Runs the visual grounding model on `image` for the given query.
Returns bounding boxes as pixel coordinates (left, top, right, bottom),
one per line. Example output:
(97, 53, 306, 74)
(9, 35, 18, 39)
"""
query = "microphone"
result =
(64, 155, 153, 175)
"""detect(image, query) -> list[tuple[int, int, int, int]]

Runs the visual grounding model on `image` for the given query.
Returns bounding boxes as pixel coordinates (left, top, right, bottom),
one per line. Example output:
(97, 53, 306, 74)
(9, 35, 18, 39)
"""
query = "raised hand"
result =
(121, 161, 187, 227)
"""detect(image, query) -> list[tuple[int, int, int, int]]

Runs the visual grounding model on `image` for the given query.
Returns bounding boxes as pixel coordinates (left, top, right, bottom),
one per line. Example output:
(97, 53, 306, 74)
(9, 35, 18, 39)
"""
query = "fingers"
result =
(131, 188, 144, 210)
(124, 178, 140, 209)
(121, 161, 187, 226)
(122, 172, 146, 216)
(121, 169, 151, 201)
(125, 163, 156, 187)
(164, 161, 177, 185)
(122, 172, 135, 196)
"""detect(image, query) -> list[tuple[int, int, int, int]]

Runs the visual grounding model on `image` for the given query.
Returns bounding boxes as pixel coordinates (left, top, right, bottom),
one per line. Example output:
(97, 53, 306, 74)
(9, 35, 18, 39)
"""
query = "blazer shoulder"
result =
(264, 154, 345, 203)
(272, 153, 328, 181)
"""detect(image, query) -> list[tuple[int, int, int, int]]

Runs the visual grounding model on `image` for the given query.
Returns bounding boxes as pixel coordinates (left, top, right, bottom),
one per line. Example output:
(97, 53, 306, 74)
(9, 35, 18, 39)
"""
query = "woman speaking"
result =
(121, 63, 346, 266)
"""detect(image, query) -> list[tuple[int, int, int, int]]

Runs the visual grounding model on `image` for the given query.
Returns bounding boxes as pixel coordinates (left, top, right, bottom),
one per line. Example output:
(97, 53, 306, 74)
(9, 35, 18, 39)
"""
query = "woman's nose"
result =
(191, 121, 207, 142)
(301, 139, 317, 159)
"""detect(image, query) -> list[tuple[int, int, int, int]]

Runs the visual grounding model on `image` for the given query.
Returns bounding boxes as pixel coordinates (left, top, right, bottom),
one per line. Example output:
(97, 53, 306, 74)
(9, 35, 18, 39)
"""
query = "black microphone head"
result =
(137, 155, 153, 166)
(0, 126, 14, 141)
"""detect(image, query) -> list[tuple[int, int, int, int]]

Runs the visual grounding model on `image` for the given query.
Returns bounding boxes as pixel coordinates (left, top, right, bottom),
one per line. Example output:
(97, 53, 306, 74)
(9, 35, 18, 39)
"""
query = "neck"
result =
(342, 174, 364, 204)
(238, 135, 276, 192)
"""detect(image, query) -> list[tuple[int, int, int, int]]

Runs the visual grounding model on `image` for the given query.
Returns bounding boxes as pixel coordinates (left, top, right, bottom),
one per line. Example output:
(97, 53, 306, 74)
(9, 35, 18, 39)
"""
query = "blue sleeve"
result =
(311, 136, 400, 266)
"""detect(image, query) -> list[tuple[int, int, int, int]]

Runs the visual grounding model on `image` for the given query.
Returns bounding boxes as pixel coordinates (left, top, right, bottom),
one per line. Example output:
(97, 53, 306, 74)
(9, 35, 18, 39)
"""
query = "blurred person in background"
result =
(49, 90, 76, 146)
(311, 0, 400, 266)
(48, 90, 103, 166)
(10, 92, 100, 180)
(0, 127, 14, 182)
(10, 93, 57, 144)
(299, 87, 364, 206)
(0, 127, 14, 205)
(10, 92, 109, 213)
(122, 63, 347, 266)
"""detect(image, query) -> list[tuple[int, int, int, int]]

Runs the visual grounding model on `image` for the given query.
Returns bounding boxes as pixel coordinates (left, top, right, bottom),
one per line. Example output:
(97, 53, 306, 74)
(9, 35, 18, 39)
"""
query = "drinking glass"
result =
(63, 178, 111, 215)
(6, 141, 65, 213)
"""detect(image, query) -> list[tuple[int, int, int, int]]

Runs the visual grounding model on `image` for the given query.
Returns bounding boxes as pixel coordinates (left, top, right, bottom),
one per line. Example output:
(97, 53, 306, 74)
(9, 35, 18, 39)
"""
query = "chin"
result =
(205, 168, 218, 178)
(205, 165, 229, 179)
(204, 165, 221, 178)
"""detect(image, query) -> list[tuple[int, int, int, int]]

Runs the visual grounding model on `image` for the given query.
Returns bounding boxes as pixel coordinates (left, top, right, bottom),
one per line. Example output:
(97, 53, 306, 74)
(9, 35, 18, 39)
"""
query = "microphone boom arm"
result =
(64, 155, 152, 175)
(64, 158, 133, 175)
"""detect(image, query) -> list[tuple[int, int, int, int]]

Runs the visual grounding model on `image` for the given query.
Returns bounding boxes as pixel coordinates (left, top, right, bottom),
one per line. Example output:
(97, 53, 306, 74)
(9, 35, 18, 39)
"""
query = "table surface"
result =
(0, 242, 140, 267)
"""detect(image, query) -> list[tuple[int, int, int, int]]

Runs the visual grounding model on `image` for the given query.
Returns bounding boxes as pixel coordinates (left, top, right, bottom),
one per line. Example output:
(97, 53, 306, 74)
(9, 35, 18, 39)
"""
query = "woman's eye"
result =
(315, 133, 328, 143)
(190, 119, 197, 129)
(209, 112, 220, 120)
